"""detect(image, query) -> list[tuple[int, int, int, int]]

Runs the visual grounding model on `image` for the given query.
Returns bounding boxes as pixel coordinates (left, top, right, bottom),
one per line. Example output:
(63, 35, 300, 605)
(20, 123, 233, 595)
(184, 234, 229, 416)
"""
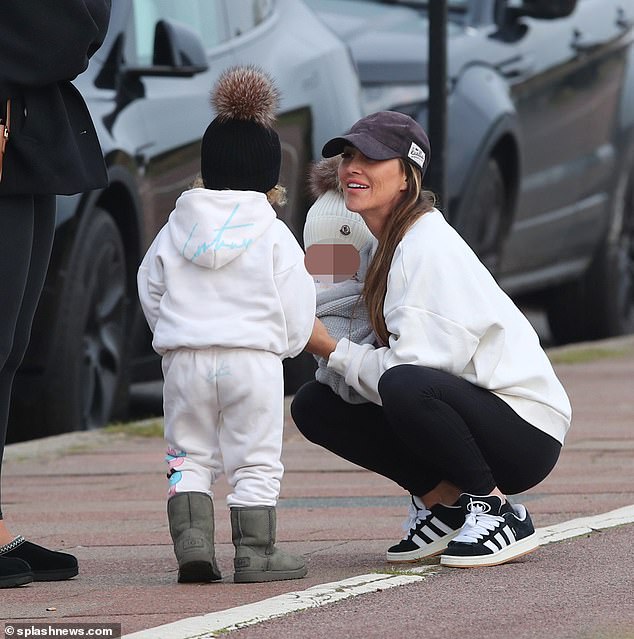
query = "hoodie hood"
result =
(168, 188, 276, 270)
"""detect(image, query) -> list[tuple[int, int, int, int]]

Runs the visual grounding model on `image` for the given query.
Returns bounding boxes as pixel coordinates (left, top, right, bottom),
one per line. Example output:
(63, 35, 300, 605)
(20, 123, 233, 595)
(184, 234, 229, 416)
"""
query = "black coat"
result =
(0, 0, 111, 196)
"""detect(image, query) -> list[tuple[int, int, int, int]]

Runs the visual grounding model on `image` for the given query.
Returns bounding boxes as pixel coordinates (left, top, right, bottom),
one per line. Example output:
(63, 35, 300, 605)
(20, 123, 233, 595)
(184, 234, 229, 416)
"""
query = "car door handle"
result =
(496, 55, 535, 80)
(571, 29, 604, 54)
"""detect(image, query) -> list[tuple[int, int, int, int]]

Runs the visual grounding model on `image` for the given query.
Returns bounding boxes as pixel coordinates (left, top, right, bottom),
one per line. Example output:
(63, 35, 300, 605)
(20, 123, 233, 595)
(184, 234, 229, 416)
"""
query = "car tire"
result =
(43, 207, 129, 434)
(455, 158, 506, 273)
(546, 175, 634, 344)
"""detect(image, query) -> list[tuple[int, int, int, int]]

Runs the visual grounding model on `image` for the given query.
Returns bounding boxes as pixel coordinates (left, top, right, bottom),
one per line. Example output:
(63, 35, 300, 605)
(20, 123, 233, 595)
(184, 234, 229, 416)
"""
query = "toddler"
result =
(137, 66, 315, 584)
(303, 157, 375, 404)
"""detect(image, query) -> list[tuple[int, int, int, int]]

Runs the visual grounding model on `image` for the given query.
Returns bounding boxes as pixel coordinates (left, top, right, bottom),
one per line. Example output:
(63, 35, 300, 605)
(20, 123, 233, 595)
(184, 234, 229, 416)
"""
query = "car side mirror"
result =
(124, 19, 209, 78)
(511, 0, 577, 20)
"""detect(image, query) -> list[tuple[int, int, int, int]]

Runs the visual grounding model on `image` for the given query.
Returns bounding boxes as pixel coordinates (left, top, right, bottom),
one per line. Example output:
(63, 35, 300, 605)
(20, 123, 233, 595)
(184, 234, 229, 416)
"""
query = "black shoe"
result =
(440, 494, 540, 568)
(386, 496, 465, 563)
(0, 556, 34, 588)
(1, 536, 78, 581)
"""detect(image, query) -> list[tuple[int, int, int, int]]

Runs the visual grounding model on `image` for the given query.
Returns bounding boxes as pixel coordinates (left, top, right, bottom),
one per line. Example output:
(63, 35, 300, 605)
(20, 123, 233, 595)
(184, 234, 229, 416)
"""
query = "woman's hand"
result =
(305, 318, 338, 359)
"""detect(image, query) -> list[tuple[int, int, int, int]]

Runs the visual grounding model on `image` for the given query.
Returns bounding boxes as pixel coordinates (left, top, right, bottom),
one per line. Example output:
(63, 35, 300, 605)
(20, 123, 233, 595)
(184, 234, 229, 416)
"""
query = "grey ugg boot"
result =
(167, 492, 221, 583)
(231, 506, 307, 583)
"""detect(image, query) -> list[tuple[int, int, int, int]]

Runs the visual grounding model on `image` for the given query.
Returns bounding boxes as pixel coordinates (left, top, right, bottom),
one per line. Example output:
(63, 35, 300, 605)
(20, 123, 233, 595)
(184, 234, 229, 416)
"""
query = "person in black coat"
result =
(0, 0, 111, 588)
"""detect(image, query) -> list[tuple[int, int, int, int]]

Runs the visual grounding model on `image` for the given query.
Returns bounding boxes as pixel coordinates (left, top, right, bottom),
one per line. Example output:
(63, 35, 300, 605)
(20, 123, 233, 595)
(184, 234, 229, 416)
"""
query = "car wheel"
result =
(44, 207, 129, 434)
(547, 175, 634, 344)
(455, 158, 506, 274)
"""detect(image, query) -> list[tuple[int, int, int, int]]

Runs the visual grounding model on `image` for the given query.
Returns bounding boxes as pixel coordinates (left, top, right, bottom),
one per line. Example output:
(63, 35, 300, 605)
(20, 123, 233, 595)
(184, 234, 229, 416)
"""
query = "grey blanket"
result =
(315, 242, 376, 404)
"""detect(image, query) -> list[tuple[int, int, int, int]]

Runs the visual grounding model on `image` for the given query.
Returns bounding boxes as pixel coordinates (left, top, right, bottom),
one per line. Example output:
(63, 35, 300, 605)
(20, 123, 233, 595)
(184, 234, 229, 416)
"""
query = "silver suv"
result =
(307, 0, 634, 345)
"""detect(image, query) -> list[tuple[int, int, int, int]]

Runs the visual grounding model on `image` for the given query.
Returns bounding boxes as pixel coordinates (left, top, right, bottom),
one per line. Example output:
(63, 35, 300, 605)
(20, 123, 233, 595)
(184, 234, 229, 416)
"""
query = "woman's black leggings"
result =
(291, 364, 561, 498)
(0, 194, 56, 519)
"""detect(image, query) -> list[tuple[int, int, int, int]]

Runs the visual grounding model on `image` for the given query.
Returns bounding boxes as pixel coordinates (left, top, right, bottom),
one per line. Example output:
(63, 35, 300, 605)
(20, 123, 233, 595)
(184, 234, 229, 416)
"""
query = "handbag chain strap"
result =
(0, 99, 11, 182)
(0, 99, 11, 137)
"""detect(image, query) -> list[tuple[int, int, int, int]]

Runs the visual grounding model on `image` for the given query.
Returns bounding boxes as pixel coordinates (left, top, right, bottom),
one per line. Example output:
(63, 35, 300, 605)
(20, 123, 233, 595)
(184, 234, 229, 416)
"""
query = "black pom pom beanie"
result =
(201, 119, 281, 193)
(201, 66, 281, 193)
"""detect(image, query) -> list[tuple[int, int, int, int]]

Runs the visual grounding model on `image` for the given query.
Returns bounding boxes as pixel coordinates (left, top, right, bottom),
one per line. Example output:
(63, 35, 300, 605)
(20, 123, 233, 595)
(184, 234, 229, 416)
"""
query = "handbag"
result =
(0, 99, 11, 183)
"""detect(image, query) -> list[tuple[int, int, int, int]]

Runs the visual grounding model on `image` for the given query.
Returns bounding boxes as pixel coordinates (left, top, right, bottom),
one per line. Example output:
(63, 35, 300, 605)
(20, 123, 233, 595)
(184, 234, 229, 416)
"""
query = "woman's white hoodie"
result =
(137, 188, 316, 358)
(328, 209, 572, 444)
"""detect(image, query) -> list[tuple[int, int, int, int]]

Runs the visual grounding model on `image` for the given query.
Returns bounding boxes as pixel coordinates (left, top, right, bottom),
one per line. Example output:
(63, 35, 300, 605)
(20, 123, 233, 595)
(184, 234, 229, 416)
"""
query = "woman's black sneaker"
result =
(0, 556, 33, 588)
(1, 536, 78, 581)
(440, 494, 540, 568)
(387, 496, 465, 563)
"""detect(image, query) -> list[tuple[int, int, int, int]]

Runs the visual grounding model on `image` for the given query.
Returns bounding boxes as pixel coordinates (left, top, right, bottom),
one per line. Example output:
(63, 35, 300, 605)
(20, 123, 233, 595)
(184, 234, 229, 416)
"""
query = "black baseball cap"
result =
(322, 111, 431, 178)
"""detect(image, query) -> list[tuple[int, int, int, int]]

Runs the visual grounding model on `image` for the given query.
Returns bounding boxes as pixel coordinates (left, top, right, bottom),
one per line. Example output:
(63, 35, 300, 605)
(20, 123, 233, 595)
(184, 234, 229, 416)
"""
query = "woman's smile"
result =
(338, 146, 407, 235)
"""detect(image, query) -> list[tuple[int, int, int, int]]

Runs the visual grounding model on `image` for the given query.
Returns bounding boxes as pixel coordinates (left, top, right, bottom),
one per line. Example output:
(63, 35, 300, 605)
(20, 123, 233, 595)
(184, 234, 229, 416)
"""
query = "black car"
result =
(306, 0, 634, 343)
(7, 0, 363, 442)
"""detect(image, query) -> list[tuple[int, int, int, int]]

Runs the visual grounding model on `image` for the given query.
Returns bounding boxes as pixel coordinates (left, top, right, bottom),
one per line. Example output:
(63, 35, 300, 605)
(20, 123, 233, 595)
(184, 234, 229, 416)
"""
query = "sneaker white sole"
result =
(439, 531, 541, 568)
(386, 530, 460, 563)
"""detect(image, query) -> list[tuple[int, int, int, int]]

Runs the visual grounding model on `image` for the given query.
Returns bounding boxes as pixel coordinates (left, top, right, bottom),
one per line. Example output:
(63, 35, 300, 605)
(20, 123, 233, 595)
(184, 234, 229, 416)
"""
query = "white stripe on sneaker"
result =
(484, 540, 499, 553)
(495, 528, 515, 547)
(418, 526, 442, 542)
(430, 517, 456, 535)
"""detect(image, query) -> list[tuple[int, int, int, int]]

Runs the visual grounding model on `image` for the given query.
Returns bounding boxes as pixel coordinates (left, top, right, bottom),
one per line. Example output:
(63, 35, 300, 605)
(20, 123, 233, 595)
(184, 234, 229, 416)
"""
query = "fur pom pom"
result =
(308, 156, 342, 198)
(211, 65, 279, 127)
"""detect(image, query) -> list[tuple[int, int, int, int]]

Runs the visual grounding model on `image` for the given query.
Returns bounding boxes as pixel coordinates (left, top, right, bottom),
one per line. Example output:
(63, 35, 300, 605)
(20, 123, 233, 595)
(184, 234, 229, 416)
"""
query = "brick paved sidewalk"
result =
(2, 336, 634, 638)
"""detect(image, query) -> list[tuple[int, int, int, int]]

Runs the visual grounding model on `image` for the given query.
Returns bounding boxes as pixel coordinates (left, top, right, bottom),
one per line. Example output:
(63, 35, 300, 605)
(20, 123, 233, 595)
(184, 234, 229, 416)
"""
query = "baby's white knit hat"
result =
(303, 190, 373, 252)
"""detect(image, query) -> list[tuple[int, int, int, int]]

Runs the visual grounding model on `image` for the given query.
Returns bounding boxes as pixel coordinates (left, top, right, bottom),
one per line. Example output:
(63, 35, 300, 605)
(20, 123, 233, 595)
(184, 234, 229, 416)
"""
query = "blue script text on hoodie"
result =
(137, 188, 316, 358)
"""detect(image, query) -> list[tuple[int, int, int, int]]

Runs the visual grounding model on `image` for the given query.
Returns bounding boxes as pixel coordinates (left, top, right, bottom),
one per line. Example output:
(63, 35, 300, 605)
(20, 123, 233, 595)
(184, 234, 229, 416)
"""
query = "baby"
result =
(303, 157, 376, 404)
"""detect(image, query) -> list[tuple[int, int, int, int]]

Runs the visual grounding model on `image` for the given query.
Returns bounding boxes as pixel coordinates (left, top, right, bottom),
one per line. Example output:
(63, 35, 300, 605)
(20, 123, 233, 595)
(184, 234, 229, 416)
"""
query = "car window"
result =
(129, 0, 228, 65)
(225, 0, 275, 37)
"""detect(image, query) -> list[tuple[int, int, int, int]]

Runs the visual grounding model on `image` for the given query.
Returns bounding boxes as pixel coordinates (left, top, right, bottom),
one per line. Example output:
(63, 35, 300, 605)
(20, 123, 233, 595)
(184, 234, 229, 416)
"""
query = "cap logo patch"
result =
(407, 141, 426, 168)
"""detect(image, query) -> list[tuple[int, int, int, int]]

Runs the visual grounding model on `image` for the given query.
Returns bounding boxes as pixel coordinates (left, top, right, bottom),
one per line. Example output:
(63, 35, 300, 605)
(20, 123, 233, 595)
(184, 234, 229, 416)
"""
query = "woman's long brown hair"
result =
(363, 161, 436, 344)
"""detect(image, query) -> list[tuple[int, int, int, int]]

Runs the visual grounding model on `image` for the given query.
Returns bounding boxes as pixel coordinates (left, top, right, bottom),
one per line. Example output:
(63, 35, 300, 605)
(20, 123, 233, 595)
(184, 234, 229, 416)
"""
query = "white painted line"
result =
(122, 505, 634, 639)
(122, 571, 435, 639)
(537, 503, 634, 545)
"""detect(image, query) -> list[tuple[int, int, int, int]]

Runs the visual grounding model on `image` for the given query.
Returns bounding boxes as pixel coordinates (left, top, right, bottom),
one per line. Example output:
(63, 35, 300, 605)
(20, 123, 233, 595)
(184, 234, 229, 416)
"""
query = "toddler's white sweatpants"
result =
(162, 346, 284, 507)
